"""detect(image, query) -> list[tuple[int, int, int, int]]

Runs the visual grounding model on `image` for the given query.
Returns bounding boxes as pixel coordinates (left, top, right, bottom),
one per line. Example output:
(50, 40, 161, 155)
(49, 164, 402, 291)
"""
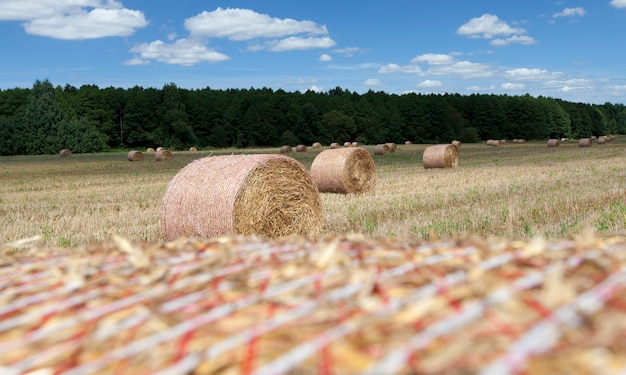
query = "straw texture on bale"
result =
(59, 149, 72, 157)
(343, 142, 351, 147)
(423, 144, 459, 169)
(189, 147, 198, 152)
(330, 142, 340, 149)
(155, 149, 173, 161)
(161, 154, 323, 240)
(579, 138, 593, 147)
(310, 147, 376, 194)
(374, 144, 390, 155)
(351, 142, 359, 147)
(451, 140, 461, 149)
(487, 139, 494, 145)
(385, 142, 397, 153)
(296, 144, 307, 152)
(491, 140, 500, 147)
(597, 136, 607, 144)
(156, 147, 166, 152)
(280, 145, 292, 154)
(146, 147, 155, 153)
(127, 150, 144, 161)
(547, 139, 561, 147)
(312, 142, 322, 148)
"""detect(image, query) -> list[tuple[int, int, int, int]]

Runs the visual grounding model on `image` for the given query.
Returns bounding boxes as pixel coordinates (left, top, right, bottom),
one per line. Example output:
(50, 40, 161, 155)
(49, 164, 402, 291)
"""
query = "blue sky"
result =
(1, 1, 625, 104)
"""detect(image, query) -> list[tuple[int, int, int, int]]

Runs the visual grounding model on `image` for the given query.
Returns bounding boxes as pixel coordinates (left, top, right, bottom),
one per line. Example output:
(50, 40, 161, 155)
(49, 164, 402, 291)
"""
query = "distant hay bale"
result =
(579, 138, 593, 147)
(296, 145, 308, 152)
(351, 142, 359, 147)
(156, 147, 166, 152)
(59, 149, 72, 157)
(127, 150, 144, 161)
(161, 154, 323, 240)
(423, 144, 459, 169)
(330, 142, 340, 149)
(487, 139, 494, 146)
(597, 136, 607, 144)
(146, 147, 155, 153)
(451, 140, 461, 150)
(312, 142, 322, 148)
(343, 142, 351, 147)
(500, 139, 506, 144)
(385, 142, 397, 153)
(405, 141, 412, 145)
(491, 140, 500, 147)
(189, 147, 197, 152)
(547, 139, 561, 147)
(156, 150, 173, 161)
(374, 144, 390, 155)
(560, 138, 569, 142)
(310, 147, 376, 194)
(512, 139, 519, 143)
(518, 139, 525, 143)
(280, 145, 293, 154)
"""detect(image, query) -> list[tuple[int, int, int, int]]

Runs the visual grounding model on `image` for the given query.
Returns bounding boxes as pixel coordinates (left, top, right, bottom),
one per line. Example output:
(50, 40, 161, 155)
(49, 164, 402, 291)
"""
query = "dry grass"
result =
(2, 140, 626, 248)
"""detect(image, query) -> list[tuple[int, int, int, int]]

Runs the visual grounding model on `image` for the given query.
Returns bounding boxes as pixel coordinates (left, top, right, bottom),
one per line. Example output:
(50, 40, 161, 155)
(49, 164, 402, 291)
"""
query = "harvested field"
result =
(1, 233, 625, 373)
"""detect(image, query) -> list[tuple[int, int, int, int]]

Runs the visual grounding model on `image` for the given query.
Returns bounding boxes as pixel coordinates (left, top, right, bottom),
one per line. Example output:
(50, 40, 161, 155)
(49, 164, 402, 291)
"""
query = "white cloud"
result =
(504, 68, 564, 81)
(457, 14, 526, 39)
(319, 54, 332, 62)
(304, 85, 324, 93)
(501, 82, 525, 90)
(332, 47, 365, 57)
(610, 0, 626, 8)
(417, 80, 442, 88)
(378, 63, 422, 74)
(427, 60, 495, 79)
(266, 36, 335, 52)
(129, 39, 230, 66)
(123, 57, 149, 66)
(363, 78, 382, 87)
(490, 35, 536, 46)
(0, 0, 147, 39)
(411, 53, 454, 65)
(185, 8, 328, 40)
(553, 7, 586, 17)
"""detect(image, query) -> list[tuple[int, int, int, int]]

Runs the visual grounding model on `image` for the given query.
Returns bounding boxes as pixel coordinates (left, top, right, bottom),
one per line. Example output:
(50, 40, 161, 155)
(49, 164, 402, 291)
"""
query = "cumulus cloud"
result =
(457, 14, 533, 46)
(417, 80, 442, 88)
(504, 68, 564, 81)
(411, 53, 454, 65)
(319, 54, 332, 62)
(0, 0, 147, 39)
(128, 39, 230, 66)
(332, 47, 365, 57)
(501, 82, 525, 90)
(610, 0, 626, 8)
(378, 63, 422, 74)
(553, 7, 586, 17)
(427, 60, 495, 79)
(363, 78, 382, 87)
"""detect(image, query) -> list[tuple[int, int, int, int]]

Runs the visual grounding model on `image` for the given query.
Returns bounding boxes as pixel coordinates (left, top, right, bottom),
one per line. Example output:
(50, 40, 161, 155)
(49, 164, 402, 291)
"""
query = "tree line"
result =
(1, 79, 625, 156)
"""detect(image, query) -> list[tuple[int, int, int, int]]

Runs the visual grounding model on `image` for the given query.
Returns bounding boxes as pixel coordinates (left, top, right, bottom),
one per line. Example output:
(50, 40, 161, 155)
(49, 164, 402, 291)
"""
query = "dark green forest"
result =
(1, 79, 625, 155)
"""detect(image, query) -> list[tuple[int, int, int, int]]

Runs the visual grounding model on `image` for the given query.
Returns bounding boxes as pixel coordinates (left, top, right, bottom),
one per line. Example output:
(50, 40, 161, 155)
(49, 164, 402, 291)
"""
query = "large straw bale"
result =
(127, 150, 144, 161)
(487, 139, 494, 146)
(423, 144, 459, 169)
(351, 142, 359, 147)
(405, 140, 412, 145)
(310, 147, 376, 194)
(280, 145, 292, 154)
(385, 142, 397, 153)
(296, 144, 307, 152)
(162, 154, 322, 240)
(578, 138, 592, 147)
(155, 149, 173, 161)
(547, 139, 561, 147)
(374, 144, 390, 155)
(59, 149, 72, 157)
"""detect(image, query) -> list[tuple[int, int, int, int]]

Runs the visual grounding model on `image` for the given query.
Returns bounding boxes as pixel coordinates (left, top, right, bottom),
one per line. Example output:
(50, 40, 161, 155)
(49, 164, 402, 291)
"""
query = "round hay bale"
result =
(491, 140, 500, 147)
(487, 139, 494, 146)
(161, 154, 322, 240)
(405, 140, 412, 145)
(597, 136, 607, 144)
(127, 150, 144, 161)
(156, 147, 166, 152)
(512, 139, 519, 143)
(451, 140, 461, 150)
(343, 142, 351, 147)
(189, 147, 198, 152)
(547, 139, 561, 147)
(385, 142, 397, 153)
(310, 147, 376, 194)
(579, 138, 593, 147)
(280, 145, 293, 154)
(423, 144, 459, 169)
(146, 147, 155, 153)
(500, 139, 506, 144)
(59, 149, 72, 157)
(296, 145, 307, 152)
(518, 139, 525, 143)
(351, 142, 359, 147)
(330, 142, 340, 149)
(312, 142, 322, 148)
(156, 149, 173, 161)
(374, 144, 390, 155)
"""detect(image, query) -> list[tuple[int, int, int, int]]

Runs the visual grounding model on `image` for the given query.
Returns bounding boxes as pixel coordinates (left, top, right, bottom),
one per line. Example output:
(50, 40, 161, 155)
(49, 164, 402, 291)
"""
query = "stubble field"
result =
(2, 139, 626, 249)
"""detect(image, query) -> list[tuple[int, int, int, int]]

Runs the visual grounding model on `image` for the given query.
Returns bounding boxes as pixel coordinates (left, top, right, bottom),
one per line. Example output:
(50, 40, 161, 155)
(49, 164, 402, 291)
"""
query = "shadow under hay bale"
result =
(423, 144, 459, 169)
(310, 147, 376, 194)
(127, 150, 144, 161)
(578, 138, 593, 147)
(280, 145, 292, 154)
(155, 149, 173, 161)
(59, 149, 72, 157)
(547, 139, 561, 147)
(161, 154, 323, 240)
(374, 144, 390, 155)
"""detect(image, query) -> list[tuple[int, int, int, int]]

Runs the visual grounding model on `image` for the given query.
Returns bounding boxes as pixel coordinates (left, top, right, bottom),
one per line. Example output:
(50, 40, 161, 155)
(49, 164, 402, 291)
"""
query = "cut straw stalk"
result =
(422, 144, 459, 169)
(310, 147, 376, 194)
(161, 154, 323, 240)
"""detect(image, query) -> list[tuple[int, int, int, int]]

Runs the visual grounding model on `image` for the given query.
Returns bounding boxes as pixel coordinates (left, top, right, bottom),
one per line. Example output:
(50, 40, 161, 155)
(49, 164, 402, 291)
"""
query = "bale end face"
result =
(156, 150, 173, 161)
(127, 150, 144, 161)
